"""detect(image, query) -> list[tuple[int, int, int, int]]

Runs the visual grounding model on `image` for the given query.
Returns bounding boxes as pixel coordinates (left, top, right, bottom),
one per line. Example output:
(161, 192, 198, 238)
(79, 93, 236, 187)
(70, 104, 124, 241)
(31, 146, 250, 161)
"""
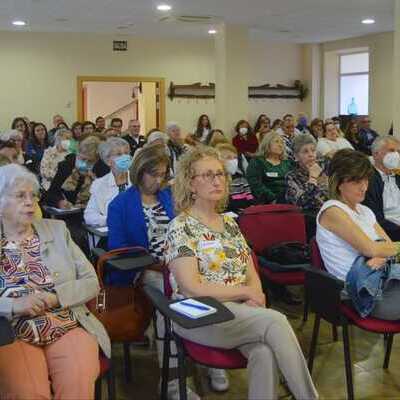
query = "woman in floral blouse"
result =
(40, 128, 74, 190)
(165, 147, 318, 400)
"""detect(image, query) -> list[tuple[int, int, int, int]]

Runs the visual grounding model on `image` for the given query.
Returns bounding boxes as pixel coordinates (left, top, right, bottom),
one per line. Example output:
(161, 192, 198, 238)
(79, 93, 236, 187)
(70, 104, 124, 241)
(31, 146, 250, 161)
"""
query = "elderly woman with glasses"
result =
(84, 137, 132, 227)
(0, 164, 110, 399)
(164, 147, 318, 400)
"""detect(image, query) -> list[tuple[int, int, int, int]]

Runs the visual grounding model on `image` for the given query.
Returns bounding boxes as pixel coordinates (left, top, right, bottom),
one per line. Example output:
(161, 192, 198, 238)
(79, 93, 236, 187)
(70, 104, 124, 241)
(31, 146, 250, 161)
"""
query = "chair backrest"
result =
(238, 204, 307, 254)
(310, 238, 324, 270)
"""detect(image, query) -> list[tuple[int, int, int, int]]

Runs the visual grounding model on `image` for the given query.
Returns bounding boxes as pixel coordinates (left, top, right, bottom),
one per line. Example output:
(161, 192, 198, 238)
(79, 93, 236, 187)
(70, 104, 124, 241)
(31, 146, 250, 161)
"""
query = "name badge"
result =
(198, 240, 222, 251)
(266, 172, 278, 178)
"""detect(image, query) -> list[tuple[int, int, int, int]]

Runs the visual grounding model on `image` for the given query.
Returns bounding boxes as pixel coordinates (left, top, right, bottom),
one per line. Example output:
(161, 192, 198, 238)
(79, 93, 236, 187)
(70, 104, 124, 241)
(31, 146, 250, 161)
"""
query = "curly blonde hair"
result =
(173, 146, 230, 213)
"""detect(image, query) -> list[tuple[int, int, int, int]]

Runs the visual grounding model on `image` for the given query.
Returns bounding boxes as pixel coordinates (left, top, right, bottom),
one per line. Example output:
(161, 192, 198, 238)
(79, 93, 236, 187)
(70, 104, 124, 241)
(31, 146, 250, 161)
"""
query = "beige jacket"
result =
(0, 218, 111, 358)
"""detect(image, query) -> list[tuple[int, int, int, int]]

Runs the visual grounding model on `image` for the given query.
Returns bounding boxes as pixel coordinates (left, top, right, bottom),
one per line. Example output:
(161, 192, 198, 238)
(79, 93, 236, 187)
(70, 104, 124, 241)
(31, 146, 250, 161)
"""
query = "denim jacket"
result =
(346, 256, 400, 317)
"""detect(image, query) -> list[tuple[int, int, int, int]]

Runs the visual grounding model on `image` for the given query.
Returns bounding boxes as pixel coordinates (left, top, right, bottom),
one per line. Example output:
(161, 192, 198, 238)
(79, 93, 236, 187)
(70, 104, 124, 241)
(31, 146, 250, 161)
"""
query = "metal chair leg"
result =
(175, 336, 187, 400)
(332, 324, 338, 342)
(160, 321, 172, 400)
(308, 315, 320, 373)
(303, 296, 309, 322)
(383, 333, 394, 369)
(123, 342, 132, 382)
(107, 366, 116, 400)
(94, 377, 102, 400)
(342, 322, 354, 400)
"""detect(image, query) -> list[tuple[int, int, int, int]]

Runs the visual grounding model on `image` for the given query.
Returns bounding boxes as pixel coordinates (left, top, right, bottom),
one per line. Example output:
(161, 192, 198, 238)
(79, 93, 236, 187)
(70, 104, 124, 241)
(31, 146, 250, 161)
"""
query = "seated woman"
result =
(215, 142, 255, 213)
(40, 128, 74, 191)
(232, 119, 259, 160)
(26, 122, 50, 175)
(317, 149, 400, 320)
(107, 144, 206, 399)
(164, 147, 318, 400)
(11, 117, 30, 150)
(1, 129, 25, 165)
(84, 137, 132, 227)
(246, 132, 293, 204)
(192, 114, 212, 143)
(345, 120, 363, 152)
(254, 114, 271, 143)
(0, 164, 110, 399)
(309, 118, 324, 140)
(317, 122, 353, 158)
(285, 134, 329, 239)
(47, 135, 100, 209)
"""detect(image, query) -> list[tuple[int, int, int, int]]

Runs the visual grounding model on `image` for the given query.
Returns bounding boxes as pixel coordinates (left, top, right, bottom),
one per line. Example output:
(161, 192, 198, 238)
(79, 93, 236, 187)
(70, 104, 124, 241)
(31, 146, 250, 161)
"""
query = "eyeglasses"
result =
(192, 170, 227, 183)
(147, 170, 169, 180)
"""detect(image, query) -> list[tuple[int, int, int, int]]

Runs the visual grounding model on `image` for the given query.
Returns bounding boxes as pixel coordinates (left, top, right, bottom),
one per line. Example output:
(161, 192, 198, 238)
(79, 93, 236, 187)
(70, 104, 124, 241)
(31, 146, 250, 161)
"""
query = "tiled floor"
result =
(106, 298, 400, 400)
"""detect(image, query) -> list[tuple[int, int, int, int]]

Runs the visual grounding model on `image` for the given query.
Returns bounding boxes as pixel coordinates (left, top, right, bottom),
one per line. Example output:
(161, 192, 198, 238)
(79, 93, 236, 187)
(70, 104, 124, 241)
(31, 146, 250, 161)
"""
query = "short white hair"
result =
(54, 128, 72, 147)
(147, 131, 168, 144)
(371, 135, 400, 154)
(0, 164, 39, 211)
(1, 129, 23, 141)
(99, 137, 130, 162)
(166, 122, 180, 134)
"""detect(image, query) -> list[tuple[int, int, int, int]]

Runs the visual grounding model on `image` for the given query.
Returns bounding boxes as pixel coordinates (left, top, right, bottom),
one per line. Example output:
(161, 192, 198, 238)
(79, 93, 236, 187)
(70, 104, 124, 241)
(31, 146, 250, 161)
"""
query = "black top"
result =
(122, 134, 146, 156)
(363, 167, 400, 239)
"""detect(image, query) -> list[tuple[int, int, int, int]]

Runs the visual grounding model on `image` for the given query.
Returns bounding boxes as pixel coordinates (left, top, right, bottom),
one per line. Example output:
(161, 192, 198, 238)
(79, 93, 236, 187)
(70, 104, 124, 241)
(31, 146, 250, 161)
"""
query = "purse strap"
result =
(96, 246, 149, 288)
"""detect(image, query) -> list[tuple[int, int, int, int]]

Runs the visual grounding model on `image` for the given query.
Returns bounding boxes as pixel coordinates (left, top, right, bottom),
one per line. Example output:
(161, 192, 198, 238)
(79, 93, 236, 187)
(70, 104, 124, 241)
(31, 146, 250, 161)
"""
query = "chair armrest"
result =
(0, 317, 15, 346)
(144, 285, 235, 330)
(305, 267, 345, 325)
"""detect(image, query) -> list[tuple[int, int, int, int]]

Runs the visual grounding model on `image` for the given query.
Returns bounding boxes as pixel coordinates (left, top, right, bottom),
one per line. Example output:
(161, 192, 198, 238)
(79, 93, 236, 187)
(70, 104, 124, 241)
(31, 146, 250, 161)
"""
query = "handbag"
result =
(260, 241, 310, 272)
(87, 247, 154, 342)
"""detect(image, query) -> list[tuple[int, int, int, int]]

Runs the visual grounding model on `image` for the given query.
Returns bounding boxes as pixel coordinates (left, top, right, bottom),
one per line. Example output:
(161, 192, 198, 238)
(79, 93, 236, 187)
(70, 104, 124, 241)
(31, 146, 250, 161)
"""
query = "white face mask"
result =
(383, 151, 400, 170)
(239, 127, 248, 136)
(60, 139, 71, 151)
(225, 159, 238, 175)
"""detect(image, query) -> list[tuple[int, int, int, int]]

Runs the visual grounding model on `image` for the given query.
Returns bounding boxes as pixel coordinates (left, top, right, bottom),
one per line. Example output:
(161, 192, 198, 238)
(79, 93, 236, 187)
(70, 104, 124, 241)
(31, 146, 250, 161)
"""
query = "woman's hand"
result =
(12, 295, 47, 317)
(37, 292, 60, 309)
(366, 257, 387, 270)
(244, 287, 266, 307)
(308, 163, 322, 179)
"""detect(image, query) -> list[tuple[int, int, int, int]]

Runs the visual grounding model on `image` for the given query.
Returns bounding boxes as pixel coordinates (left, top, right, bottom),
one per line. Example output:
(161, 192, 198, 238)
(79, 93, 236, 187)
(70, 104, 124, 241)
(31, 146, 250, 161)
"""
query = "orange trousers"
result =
(0, 327, 99, 400)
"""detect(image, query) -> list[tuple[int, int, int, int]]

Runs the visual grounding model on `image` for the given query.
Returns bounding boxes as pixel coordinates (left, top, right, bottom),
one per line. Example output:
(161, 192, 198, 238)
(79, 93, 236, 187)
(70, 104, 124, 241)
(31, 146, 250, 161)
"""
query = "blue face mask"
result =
(298, 117, 308, 127)
(75, 158, 91, 173)
(114, 154, 133, 173)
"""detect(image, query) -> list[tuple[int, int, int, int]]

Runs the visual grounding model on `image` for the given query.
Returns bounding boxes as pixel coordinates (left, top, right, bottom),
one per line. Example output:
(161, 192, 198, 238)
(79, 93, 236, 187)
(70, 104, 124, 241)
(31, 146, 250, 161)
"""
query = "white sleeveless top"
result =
(316, 200, 380, 280)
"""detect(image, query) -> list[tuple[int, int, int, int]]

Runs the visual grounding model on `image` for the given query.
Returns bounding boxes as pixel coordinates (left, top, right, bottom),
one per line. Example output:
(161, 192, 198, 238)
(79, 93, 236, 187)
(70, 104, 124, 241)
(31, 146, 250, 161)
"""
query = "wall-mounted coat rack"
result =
(168, 80, 308, 101)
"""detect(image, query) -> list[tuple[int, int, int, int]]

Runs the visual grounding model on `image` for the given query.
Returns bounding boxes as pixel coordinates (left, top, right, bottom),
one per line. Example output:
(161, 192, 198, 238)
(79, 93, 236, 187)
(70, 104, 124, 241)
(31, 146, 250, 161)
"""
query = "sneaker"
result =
(165, 378, 201, 400)
(207, 368, 229, 392)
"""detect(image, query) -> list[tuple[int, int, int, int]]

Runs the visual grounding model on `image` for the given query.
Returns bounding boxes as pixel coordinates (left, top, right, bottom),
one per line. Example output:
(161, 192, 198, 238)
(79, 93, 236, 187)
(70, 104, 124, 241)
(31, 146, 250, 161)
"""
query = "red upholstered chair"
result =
(238, 204, 307, 317)
(95, 354, 116, 400)
(145, 253, 261, 400)
(306, 239, 400, 400)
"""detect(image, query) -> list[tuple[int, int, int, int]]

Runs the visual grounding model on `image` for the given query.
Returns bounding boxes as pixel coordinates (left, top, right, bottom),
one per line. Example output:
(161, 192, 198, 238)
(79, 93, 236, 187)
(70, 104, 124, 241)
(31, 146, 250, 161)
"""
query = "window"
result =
(339, 52, 369, 116)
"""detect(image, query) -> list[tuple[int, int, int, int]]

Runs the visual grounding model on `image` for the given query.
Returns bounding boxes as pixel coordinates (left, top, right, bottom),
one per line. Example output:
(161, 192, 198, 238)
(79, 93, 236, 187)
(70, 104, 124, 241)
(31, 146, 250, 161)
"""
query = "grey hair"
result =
(53, 128, 72, 147)
(1, 129, 23, 141)
(293, 134, 317, 155)
(147, 131, 168, 145)
(98, 137, 130, 162)
(371, 135, 400, 154)
(78, 136, 101, 157)
(0, 164, 39, 212)
(257, 132, 287, 160)
(166, 122, 180, 134)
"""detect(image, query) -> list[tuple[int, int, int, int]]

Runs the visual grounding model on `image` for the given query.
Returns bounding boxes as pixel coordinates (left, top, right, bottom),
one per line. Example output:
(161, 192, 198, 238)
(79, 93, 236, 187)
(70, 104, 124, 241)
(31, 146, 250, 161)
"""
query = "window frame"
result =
(338, 51, 370, 116)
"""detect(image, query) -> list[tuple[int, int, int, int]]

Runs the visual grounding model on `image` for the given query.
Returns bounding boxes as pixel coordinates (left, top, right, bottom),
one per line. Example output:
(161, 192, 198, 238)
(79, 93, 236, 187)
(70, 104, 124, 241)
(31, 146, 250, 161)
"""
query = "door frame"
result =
(76, 76, 166, 130)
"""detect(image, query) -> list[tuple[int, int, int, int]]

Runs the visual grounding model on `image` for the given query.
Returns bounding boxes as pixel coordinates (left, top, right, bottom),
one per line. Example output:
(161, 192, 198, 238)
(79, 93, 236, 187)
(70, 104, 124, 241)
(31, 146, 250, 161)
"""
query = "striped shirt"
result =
(143, 203, 171, 262)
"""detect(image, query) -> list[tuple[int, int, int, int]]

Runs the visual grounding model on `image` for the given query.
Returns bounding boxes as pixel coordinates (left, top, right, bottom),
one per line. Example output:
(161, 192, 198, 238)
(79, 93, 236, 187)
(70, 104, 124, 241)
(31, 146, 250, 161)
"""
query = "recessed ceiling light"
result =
(157, 4, 172, 11)
(12, 20, 27, 26)
(208, 29, 217, 35)
(362, 18, 375, 24)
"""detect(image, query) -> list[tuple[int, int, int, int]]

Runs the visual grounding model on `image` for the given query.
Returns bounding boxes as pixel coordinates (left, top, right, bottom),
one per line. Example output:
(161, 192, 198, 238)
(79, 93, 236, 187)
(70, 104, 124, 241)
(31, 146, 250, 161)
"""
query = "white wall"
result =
(0, 31, 306, 133)
(321, 32, 394, 134)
